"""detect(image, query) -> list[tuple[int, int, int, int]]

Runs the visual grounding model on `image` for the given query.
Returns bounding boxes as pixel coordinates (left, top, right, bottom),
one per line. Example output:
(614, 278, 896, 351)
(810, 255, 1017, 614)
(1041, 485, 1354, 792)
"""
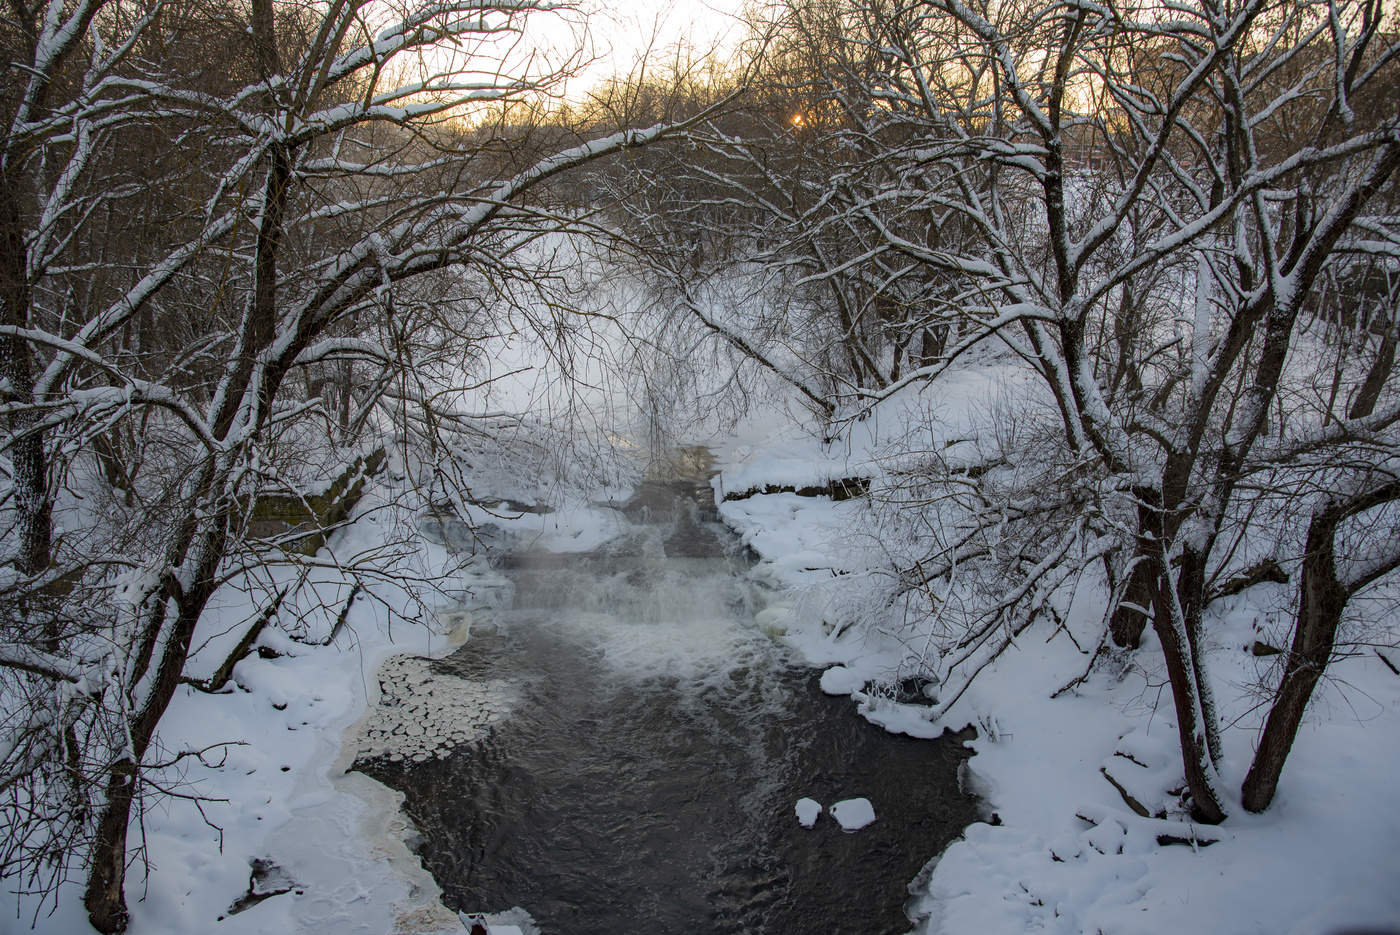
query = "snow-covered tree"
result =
(0, 1, 700, 929)
(656, 0, 1399, 823)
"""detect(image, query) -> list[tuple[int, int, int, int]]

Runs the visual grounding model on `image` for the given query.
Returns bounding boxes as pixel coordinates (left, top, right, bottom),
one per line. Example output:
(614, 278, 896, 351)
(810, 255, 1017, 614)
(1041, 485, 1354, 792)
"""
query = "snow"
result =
(819, 665, 866, 695)
(710, 375, 1400, 935)
(11, 356, 1399, 935)
(463, 907, 538, 935)
(829, 798, 877, 832)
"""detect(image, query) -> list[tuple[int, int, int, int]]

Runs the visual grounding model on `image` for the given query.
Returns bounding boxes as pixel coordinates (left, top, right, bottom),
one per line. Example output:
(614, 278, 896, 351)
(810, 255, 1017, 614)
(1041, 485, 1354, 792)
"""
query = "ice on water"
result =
(354, 655, 515, 763)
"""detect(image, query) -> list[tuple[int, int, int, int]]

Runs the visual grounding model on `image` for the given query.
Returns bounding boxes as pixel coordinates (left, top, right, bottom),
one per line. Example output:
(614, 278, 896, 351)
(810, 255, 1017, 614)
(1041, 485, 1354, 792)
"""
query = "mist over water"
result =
(356, 461, 976, 934)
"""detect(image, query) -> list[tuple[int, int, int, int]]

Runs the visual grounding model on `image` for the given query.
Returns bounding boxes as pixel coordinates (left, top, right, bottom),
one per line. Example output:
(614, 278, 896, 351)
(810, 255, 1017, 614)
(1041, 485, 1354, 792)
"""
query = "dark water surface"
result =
(356, 464, 977, 934)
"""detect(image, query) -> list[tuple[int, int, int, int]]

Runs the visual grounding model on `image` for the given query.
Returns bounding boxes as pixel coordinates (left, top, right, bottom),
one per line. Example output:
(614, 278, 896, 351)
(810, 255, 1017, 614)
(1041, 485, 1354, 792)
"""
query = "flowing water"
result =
(355, 452, 976, 934)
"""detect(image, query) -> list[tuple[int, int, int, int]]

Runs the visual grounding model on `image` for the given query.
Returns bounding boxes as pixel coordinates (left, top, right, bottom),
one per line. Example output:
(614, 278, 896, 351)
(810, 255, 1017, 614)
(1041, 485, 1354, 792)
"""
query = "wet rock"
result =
(225, 857, 296, 916)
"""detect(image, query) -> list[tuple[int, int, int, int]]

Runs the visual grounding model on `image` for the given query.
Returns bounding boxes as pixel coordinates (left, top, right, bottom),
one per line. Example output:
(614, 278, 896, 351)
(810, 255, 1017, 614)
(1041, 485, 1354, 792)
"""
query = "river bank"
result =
(16, 412, 1398, 935)
(710, 399, 1400, 935)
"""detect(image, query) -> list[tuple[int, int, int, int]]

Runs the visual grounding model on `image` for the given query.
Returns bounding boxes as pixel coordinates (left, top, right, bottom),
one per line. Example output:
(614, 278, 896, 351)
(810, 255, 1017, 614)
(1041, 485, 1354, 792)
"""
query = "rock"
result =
(795, 797, 822, 828)
(226, 857, 296, 915)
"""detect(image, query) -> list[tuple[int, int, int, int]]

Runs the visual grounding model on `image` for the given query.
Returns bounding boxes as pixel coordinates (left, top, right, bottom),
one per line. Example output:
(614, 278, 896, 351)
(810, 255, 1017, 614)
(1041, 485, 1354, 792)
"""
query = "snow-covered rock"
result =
(820, 665, 865, 695)
(830, 798, 876, 831)
(795, 797, 823, 828)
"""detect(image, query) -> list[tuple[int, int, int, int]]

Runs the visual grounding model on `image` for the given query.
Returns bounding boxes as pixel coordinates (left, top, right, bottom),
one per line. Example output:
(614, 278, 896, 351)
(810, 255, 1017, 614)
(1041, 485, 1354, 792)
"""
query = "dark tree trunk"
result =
(1134, 499, 1228, 823)
(920, 323, 948, 367)
(1176, 545, 1223, 765)
(337, 357, 353, 439)
(1240, 508, 1344, 812)
(1148, 563, 1228, 824)
(1109, 558, 1153, 648)
(1348, 321, 1395, 421)
(1, 176, 56, 644)
(83, 759, 137, 933)
(83, 551, 223, 930)
(1242, 478, 1400, 812)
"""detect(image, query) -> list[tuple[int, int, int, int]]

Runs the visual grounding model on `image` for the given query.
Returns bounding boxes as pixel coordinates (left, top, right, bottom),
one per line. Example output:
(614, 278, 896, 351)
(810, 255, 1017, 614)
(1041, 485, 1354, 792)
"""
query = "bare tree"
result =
(0, 1, 706, 929)
(721, 0, 1399, 823)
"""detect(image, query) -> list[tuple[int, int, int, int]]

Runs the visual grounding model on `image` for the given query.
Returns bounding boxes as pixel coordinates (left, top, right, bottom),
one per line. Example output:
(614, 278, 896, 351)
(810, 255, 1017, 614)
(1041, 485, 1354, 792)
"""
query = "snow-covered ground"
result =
(13, 368, 1399, 935)
(712, 383, 1400, 935)
(11, 451, 641, 935)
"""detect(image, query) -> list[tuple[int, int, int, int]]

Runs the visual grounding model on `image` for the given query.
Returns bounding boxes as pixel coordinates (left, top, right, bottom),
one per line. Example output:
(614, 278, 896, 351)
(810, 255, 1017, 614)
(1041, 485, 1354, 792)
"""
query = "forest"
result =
(1, 0, 1397, 932)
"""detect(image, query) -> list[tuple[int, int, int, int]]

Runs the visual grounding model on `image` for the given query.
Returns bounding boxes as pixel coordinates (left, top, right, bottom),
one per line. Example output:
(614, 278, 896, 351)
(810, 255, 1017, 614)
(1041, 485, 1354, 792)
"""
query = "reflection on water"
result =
(356, 453, 976, 934)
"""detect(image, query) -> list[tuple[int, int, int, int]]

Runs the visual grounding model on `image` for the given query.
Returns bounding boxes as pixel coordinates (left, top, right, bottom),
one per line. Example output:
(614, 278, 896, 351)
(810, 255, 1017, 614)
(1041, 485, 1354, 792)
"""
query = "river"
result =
(353, 450, 976, 933)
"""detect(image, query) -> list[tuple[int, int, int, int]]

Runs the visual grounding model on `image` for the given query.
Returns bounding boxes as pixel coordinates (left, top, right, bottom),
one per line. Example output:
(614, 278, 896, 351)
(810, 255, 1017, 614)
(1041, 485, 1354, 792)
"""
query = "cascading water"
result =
(354, 453, 976, 934)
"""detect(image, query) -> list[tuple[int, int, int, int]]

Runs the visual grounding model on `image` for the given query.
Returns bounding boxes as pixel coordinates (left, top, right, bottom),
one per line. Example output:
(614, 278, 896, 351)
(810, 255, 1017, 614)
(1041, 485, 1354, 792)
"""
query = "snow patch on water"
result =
(461, 906, 539, 935)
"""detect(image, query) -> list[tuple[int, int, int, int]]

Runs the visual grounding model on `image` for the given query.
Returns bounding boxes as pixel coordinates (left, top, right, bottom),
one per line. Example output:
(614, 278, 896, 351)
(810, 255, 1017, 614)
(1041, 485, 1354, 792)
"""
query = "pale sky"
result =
(537, 0, 754, 99)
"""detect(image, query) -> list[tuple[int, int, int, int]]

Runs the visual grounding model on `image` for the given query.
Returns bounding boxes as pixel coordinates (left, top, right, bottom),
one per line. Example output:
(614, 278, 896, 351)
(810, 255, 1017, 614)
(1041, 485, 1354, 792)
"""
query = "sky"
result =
(540, 0, 754, 98)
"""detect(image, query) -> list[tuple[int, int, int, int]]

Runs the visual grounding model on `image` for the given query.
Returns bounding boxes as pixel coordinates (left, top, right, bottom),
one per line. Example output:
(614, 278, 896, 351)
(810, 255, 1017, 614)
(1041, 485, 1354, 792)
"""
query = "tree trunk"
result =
(83, 759, 137, 934)
(1240, 505, 1344, 812)
(1109, 557, 1153, 648)
(1348, 319, 1395, 421)
(82, 574, 217, 930)
(1176, 545, 1223, 766)
(1137, 505, 1228, 824)
(0, 180, 53, 584)
(1, 176, 58, 659)
(1235, 477, 1400, 812)
(336, 357, 353, 440)
(1149, 578, 1228, 823)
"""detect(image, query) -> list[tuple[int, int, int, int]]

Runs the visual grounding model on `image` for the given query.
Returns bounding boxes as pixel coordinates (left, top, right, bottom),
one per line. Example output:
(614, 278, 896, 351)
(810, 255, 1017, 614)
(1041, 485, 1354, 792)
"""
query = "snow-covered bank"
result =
(14, 475, 464, 934)
(12, 460, 639, 935)
(712, 393, 1400, 935)
(12, 398, 1397, 935)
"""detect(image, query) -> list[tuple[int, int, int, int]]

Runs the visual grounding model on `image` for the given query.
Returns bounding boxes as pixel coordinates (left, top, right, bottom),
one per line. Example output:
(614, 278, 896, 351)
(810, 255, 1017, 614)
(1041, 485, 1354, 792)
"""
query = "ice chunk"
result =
(795, 797, 822, 828)
(830, 797, 876, 831)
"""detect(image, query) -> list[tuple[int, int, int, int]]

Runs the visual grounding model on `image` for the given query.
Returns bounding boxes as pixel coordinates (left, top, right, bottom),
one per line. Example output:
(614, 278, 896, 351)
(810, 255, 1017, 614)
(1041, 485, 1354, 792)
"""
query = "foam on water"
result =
(492, 503, 788, 701)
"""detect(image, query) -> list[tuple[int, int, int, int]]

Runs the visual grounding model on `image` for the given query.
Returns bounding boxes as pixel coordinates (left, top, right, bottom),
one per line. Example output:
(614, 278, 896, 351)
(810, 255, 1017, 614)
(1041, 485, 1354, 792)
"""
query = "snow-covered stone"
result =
(795, 797, 822, 828)
(819, 665, 865, 695)
(830, 797, 876, 831)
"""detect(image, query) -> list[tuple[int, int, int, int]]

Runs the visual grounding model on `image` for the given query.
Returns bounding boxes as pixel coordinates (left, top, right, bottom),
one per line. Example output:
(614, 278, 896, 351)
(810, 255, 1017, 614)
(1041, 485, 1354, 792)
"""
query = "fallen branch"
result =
(184, 587, 289, 693)
(323, 583, 362, 646)
(1100, 767, 1151, 818)
(1208, 559, 1288, 603)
